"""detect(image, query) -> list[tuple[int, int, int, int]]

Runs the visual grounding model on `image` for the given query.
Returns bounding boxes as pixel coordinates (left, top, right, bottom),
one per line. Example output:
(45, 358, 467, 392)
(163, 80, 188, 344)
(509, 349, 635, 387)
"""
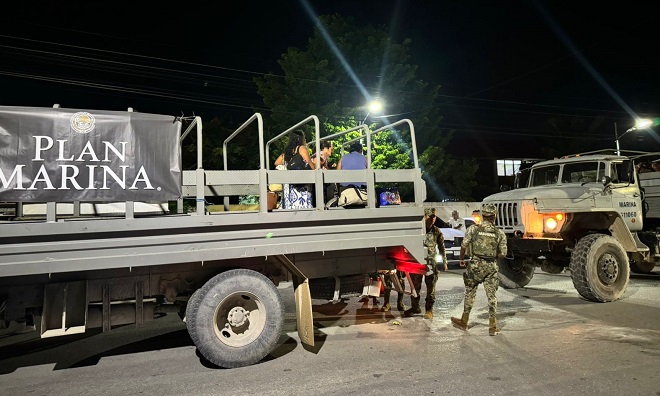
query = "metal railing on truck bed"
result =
(0, 112, 427, 278)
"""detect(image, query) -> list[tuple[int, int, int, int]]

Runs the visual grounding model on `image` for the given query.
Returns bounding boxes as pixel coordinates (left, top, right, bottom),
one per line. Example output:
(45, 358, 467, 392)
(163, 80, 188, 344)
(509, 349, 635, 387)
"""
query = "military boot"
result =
(396, 294, 406, 311)
(424, 302, 434, 319)
(381, 292, 391, 312)
(489, 317, 500, 336)
(450, 312, 469, 331)
(403, 305, 421, 317)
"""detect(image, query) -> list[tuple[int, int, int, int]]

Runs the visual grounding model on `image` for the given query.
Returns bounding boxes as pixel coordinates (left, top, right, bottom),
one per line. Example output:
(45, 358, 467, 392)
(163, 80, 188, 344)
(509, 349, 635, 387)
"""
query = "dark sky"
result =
(0, 1, 657, 158)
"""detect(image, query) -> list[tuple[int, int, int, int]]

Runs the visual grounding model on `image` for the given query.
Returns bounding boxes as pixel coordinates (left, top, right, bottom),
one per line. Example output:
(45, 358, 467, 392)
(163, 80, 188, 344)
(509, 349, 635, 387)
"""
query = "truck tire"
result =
(184, 289, 201, 323)
(570, 234, 629, 302)
(498, 258, 535, 289)
(540, 260, 565, 274)
(186, 269, 284, 368)
(309, 274, 365, 300)
(629, 256, 657, 274)
(630, 260, 656, 274)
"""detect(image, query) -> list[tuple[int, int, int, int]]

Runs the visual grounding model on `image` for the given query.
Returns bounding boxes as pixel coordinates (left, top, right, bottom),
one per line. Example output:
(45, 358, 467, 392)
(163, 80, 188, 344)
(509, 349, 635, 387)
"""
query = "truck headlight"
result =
(543, 213, 565, 232)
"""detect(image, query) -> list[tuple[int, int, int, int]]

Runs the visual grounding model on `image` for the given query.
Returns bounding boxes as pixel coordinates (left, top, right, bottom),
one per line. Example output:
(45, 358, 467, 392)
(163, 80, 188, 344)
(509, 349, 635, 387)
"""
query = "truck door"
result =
(610, 159, 643, 231)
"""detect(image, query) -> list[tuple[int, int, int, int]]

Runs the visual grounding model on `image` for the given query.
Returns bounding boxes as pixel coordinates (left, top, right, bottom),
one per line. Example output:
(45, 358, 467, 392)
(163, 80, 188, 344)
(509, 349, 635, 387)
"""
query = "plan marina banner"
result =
(0, 106, 182, 202)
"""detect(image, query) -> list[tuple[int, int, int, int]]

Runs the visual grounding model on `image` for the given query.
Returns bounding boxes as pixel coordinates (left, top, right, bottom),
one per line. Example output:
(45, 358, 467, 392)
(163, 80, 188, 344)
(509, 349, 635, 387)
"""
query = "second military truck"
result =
(482, 151, 660, 302)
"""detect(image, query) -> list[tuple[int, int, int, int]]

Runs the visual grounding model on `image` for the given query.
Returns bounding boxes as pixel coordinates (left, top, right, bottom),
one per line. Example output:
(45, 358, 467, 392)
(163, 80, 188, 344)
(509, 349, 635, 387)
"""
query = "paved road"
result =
(1, 266, 659, 396)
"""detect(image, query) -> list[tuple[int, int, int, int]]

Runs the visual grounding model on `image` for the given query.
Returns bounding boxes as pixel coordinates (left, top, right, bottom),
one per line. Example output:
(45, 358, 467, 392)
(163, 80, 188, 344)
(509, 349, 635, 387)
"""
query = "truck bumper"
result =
(508, 237, 555, 254)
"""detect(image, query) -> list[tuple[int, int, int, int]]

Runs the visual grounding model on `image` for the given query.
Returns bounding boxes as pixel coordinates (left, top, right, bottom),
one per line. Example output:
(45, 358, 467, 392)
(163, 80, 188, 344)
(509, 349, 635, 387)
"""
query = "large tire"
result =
(186, 269, 284, 368)
(184, 288, 201, 324)
(630, 260, 656, 274)
(498, 257, 535, 288)
(540, 260, 565, 274)
(570, 234, 629, 302)
(629, 253, 657, 274)
(308, 274, 365, 300)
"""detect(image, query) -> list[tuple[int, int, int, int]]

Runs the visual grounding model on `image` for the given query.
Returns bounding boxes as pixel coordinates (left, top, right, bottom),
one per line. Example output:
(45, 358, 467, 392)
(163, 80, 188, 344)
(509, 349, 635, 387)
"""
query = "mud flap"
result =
(294, 278, 314, 347)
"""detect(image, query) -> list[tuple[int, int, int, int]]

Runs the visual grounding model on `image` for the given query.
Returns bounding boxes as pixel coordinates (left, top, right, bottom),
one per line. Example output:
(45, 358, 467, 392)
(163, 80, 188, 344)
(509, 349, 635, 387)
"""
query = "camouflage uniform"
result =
(405, 207, 448, 318)
(381, 270, 407, 312)
(451, 203, 507, 335)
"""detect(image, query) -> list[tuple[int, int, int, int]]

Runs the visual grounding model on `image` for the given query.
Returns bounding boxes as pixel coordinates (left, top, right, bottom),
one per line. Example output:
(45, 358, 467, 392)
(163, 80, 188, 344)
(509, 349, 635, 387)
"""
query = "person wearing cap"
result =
(451, 203, 507, 335)
(404, 207, 448, 319)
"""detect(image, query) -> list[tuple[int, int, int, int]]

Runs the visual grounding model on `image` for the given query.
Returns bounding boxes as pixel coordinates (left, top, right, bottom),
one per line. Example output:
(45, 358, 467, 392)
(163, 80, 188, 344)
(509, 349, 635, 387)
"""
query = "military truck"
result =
(0, 105, 427, 368)
(482, 151, 660, 302)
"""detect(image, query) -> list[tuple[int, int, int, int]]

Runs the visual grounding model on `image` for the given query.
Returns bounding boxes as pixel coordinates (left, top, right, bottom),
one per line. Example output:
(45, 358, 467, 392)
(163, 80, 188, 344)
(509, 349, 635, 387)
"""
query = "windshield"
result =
(530, 165, 560, 186)
(561, 161, 603, 184)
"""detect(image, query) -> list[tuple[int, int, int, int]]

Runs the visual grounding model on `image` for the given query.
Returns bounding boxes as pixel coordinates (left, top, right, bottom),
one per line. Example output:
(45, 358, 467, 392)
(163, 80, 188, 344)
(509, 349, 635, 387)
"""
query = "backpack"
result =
(286, 146, 310, 170)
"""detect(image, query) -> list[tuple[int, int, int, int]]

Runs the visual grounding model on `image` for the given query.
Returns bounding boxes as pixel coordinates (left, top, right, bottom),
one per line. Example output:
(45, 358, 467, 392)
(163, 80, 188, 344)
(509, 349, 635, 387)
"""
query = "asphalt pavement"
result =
(1, 265, 659, 396)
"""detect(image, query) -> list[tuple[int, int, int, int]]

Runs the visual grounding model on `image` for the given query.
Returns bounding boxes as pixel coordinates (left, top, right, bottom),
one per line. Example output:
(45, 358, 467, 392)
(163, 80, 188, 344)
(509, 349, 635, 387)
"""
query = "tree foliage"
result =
(181, 14, 478, 201)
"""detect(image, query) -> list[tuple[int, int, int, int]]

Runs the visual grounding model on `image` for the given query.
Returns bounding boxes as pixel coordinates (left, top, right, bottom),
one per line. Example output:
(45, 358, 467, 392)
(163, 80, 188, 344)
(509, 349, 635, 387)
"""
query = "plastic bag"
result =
(339, 185, 368, 207)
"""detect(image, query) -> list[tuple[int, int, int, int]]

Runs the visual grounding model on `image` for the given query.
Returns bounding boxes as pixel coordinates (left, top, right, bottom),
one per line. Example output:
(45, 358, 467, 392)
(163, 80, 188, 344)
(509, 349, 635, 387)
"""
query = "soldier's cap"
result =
(481, 203, 497, 216)
(424, 207, 436, 217)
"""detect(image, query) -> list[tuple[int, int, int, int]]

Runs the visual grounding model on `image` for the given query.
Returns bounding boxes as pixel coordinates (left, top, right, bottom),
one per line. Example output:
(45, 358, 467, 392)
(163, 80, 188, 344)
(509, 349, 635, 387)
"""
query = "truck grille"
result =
(495, 202, 518, 227)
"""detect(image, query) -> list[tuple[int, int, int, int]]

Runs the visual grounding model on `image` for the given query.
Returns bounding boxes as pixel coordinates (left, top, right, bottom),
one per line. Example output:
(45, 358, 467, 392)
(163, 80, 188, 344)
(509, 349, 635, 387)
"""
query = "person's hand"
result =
(443, 263, 448, 271)
(459, 259, 467, 268)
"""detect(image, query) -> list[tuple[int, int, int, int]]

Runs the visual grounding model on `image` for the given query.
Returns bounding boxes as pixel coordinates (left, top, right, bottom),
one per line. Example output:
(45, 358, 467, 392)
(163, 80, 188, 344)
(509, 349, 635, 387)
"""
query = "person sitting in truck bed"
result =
(637, 162, 653, 174)
(274, 129, 316, 209)
(336, 140, 367, 193)
(652, 161, 660, 172)
(312, 140, 337, 203)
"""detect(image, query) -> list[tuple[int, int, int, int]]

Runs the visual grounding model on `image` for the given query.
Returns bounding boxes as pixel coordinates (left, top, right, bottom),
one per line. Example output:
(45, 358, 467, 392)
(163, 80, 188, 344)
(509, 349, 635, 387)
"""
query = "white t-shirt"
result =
(448, 217, 464, 229)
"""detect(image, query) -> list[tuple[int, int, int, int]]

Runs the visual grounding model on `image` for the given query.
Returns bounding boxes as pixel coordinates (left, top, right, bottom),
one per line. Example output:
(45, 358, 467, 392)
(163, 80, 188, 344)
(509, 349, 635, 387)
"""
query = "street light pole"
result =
(614, 118, 654, 156)
(615, 122, 620, 155)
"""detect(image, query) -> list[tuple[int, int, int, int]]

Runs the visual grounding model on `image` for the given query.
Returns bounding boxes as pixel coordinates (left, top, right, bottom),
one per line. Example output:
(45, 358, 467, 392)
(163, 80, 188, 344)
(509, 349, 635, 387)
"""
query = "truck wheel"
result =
(498, 258, 535, 288)
(630, 260, 656, 274)
(184, 288, 201, 323)
(540, 260, 565, 274)
(570, 234, 629, 302)
(186, 269, 284, 368)
(629, 256, 657, 274)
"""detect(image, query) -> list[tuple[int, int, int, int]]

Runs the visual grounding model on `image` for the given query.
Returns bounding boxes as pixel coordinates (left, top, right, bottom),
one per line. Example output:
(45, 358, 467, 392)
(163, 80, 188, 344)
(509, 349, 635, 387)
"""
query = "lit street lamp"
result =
(362, 99, 383, 124)
(615, 118, 654, 155)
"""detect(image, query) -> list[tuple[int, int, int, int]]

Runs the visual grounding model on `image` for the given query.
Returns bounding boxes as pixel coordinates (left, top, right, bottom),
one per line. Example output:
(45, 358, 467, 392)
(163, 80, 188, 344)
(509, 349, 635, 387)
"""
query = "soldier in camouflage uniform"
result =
(451, 203, 507, 335)
(404, 207, 448, 319)
(380, 270, 407, 312)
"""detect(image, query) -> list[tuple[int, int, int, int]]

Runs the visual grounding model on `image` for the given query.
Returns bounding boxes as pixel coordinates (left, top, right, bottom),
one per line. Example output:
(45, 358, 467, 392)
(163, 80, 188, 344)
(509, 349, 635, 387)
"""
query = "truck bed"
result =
(0, 204, 424, 279)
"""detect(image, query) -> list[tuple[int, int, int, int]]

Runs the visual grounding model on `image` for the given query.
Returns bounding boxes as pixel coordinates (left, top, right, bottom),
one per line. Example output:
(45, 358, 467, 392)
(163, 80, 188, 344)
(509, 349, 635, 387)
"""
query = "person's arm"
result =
(336, 157, 343, 170)
(497, 230, 508, 259)
(437, 229, 448, 271)
(299, 146, 315, 170)
(459, 246, 467, 268)
(274, 153, 285, 167)
(459, 227, 472, 268)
